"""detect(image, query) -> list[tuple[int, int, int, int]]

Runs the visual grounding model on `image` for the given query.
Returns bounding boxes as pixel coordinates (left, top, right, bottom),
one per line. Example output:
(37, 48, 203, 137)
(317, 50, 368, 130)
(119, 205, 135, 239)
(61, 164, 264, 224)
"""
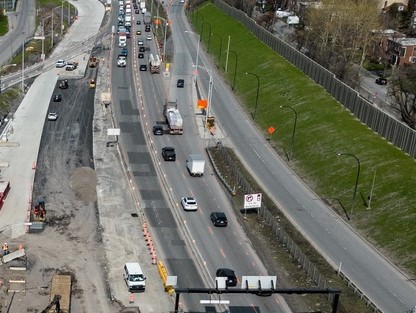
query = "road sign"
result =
(244, 193, 262, 209)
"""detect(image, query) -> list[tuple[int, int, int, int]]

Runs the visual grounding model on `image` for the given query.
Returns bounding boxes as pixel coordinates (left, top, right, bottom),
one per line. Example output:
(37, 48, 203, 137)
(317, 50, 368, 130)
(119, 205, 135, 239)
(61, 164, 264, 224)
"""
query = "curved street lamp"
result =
(337, 153, 361, 216)
(280, 105, 297, 160)
(226, 49, 238, 90)
(246, 72, 260, 120)
(211, 33, 222, 65)
(185, 31, 200, 76)
(204, 22, 212, 52)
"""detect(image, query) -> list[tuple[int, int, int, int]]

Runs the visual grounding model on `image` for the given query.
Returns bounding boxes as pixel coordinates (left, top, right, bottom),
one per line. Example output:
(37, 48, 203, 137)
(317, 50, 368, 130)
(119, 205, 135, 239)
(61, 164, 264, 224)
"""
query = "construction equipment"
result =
(41, 295, 61, 313)
(0, 181, 11, 210)
(32, 198, 46, 222)
(149, 53, 161, 74)
(163, 100, 183, 135)
(89, 56, 98, 68)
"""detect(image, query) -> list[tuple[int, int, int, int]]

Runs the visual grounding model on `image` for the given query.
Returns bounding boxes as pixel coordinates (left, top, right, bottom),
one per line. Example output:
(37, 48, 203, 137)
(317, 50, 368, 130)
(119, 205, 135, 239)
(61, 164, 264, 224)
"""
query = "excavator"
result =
(41, 295, 61, 313)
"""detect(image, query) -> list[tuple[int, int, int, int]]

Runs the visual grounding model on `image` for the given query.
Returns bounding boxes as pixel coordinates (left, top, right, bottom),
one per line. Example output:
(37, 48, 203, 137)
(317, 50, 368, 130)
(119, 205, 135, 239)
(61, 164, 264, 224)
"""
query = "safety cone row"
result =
(143, 223, 157, 264)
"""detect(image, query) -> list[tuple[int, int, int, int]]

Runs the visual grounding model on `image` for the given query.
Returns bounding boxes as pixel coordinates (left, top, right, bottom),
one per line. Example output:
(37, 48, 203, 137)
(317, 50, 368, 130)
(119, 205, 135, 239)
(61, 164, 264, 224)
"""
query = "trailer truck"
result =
(163, 100, 183, 134)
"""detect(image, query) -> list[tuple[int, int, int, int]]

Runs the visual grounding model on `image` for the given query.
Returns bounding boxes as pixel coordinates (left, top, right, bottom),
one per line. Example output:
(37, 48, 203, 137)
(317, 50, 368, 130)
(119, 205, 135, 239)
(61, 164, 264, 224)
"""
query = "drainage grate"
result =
(131, 213, 138, 217)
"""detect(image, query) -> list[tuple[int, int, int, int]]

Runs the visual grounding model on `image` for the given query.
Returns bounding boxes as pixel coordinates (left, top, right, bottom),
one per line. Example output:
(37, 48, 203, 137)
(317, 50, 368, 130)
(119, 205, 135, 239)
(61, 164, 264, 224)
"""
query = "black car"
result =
(153, 125, 164, 135)
(210, 212, 228, 227)
(140, 64, 147, 71)
(136, 20, 141, 25)
(177, 79, 184, 88)
(53, 94, 62, 102)
(135, 9, 140, 14)
(375, 77, 387, 85)
(59, 80, 68, 89)
(216, 268, 237, 287)
(162, 147, 176, 161)
(138, 53, 144, 59)
(145, 26, 151, 32)
(139, 46, 146, 52)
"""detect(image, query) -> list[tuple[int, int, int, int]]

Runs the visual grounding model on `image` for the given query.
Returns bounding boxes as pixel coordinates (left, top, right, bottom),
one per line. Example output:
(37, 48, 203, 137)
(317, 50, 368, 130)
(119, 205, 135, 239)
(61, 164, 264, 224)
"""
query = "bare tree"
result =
(389, 66, 416, 129)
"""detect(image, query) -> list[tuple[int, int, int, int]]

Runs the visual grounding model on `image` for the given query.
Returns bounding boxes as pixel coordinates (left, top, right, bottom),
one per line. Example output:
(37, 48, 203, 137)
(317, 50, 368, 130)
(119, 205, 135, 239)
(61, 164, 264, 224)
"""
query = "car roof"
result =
(217, 268, 235, 275)
(213, 212, 226, 217)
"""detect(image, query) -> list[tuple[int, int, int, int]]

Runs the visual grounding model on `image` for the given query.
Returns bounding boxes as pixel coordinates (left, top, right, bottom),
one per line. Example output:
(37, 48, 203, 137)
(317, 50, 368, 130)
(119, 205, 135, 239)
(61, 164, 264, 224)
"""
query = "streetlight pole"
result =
(212, 33, 222, 65)
(337, 153, 361, 215)
(51, 6, 61, 48)
(185, 31, 200, 76)
(21, 33, 25, 92)
(199, 15, 204, 41)
(226, 49, 238, 90)
(61, 0, 64, 35)
(280, 105, 297, 161)
(246, 72, 260, 119)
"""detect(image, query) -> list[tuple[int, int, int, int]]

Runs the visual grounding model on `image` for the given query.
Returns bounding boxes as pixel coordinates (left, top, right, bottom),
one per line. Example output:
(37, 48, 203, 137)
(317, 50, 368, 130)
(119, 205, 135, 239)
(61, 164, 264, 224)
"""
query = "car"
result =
(138, 53, 144, 59)
(118, 20, 124, 26)
(53, 94, 62, 102)
(140, 64, 147, 71)
(180, 0, 185, 3)
(161, 146, 176, 161)
(152, 125, 163, 135)
(181, 197, 198, 211)
(117, 55, 127, 67)
(136, 30, 141, 35)
(145, 26, 150, 32)
(139, 46, 145, 52)
(146, 35, 152, 40)
(177, 79, 184, 88)
(120, 48, 128, 56)
(47, 112, 58, 121)
(210, 212, 228, 227)
(118, 26, 127, 33)
(136, 20, 141, 25)
(216, 268, 237, 287)
(133, 4, 138, 9)
(55, 60, 66, 68)
(65, 62, 78, 71)
(138, 39, 144, 45)
(375, 77, 387, 85)
(135, 9, 140, 13)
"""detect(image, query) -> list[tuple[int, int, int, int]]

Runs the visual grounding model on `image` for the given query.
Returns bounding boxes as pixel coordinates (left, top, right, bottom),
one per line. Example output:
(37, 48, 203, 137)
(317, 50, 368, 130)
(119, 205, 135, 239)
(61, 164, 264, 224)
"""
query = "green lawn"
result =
(0, 14, 8, 36)
(192, 3, 416, 274)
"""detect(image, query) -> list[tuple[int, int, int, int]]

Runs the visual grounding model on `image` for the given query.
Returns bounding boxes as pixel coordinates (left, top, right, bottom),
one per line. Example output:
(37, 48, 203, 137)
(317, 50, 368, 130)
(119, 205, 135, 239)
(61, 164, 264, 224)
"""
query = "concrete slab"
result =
(2, 248, 25, 263)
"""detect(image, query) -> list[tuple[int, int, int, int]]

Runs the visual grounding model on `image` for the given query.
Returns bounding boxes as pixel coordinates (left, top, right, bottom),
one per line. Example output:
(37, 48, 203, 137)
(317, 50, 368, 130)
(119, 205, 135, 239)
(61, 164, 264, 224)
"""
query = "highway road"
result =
(110, 3, 292, 313)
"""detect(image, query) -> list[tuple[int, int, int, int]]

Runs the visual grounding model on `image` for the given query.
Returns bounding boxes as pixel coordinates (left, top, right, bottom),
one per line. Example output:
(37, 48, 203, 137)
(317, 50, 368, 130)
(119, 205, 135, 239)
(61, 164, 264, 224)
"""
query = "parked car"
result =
(65, 62, 78, 71)
(210, 212, 228, 227)
(53, 94, 62, 102)
(47, 112, 58, 121)
(162, 147, 176, 161)
(216, 268, 237, 287)
(375, 77, 388, 85)
(152, 125, 163, 135)
(55, 60, 66, 68)
(177, 79, 184, 88)
(181, 197, 198, 211)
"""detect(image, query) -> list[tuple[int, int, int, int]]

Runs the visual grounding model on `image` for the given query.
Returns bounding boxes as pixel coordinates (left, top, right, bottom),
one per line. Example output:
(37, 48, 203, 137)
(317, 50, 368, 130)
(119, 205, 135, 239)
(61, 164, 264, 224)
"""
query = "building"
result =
(387, 37, 416, 66)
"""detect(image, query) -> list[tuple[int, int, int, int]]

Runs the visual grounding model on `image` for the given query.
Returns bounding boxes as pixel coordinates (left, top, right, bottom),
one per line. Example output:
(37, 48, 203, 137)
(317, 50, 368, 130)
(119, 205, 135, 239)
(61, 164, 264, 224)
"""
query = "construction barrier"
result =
(157, 260, 174, 295)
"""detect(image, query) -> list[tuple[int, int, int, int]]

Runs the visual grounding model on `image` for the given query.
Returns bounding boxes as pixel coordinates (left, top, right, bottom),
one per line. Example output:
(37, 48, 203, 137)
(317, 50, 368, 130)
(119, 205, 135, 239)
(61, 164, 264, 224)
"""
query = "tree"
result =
(389, 65, 416, 129)
(304, 0, 381, 80)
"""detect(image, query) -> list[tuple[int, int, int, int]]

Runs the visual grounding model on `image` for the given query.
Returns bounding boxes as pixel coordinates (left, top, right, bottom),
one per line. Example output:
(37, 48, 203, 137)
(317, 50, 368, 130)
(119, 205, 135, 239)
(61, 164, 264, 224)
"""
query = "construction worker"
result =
(33, 206, 40, 217)
(2, 243, 9, 256)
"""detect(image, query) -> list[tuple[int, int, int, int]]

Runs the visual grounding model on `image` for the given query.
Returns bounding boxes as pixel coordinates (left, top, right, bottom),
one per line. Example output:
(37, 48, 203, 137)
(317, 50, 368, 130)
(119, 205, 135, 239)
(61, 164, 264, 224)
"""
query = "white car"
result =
(146, 35, 152, 41)
(47, 112, 58, 121)
(138, 40, 144, 45)
(117, 55, 127, 67)
(55, 60, 66, 68)
(181, 197, 198, 211)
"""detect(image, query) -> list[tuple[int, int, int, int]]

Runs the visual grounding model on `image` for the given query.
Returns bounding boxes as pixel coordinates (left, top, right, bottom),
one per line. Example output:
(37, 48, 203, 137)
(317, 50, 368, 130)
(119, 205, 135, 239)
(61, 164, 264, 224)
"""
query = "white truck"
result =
(124, 15, 132, 27)
(123, 263, 146, 292)
(149, 54, 161, 74)
(164, 100, 183, 134)
(140, 0, 145, 9)
(186, 155, 205, 177)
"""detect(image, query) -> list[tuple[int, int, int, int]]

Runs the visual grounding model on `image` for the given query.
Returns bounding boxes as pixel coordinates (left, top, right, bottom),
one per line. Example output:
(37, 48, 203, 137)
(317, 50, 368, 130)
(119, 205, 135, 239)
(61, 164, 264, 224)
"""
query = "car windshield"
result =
(129, 274, 145, 282)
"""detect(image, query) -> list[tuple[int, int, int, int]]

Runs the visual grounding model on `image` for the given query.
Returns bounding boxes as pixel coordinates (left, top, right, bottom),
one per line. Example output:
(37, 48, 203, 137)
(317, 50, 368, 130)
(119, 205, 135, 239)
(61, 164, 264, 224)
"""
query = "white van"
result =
(123, 263, 146, 292)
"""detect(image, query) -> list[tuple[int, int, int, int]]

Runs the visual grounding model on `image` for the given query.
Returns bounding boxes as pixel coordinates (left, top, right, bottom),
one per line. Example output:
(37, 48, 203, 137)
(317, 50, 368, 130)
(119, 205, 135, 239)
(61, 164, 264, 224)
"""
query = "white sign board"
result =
(241, 276, 277, 290)
(107, 128, 120, 136)
(166, 276, 177, 287)
(243, 193, 262, 209)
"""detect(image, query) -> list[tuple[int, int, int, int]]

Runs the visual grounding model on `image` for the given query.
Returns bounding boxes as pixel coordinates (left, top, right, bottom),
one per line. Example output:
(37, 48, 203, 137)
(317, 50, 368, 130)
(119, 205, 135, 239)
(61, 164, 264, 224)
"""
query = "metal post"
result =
(163, 20, 168, 61)
(280, 105, 297, 160)
(21, 36, 25, 92)
(227, 49, 238, 90)
(41, 20, 45, 61)
(51, 8, 54, 47)
(212, 33, 222, 64)
(61, 0, 64, 35)
(247, 72, 260, 120)
(205, 22, 212, 52)
(225, 35, 230, 72)
(338, 153, 361, 215)
(200, 16, 204, 41)
(367, 168, 376, 209)
(68, 0, 70, 24)
(185, 31, 200, 77)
